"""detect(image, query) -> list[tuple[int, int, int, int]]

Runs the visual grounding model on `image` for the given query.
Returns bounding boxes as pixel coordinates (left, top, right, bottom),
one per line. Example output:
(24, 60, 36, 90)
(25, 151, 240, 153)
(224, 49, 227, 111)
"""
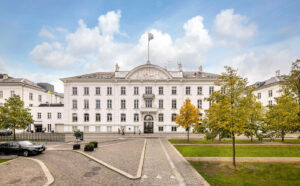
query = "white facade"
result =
(60, 64, 219, 133)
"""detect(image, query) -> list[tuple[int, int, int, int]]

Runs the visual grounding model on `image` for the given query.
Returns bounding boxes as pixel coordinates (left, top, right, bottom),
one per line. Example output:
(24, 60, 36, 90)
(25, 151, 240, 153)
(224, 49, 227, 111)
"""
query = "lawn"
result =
(175, 145, 300, 157)
(169, 138, 300, 144)
(190, 161, 300, 186)
(0, 159, 10, 163)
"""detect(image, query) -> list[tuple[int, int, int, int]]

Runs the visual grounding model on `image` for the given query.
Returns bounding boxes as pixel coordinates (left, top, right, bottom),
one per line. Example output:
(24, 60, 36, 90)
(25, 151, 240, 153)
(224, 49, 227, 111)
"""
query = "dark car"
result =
(0, 129, 13, 136)
(0, 141, 46, 157)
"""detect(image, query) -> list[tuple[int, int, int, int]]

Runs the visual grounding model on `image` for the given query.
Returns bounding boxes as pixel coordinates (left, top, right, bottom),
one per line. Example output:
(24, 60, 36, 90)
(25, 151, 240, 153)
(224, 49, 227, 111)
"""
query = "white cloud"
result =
(213, 9, 256, 49)
(39, 26, 56, 39)
(98, 10, 121, 38)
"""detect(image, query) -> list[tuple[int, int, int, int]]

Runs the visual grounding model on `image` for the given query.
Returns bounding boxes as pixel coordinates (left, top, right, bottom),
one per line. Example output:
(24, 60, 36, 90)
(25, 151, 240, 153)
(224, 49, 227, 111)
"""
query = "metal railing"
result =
(0, 132, 65, 142)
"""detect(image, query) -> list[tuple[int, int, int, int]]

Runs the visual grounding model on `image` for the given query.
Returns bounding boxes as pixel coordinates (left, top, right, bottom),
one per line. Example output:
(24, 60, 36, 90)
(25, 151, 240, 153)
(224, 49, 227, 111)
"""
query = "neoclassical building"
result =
(59, 63, 219, 133)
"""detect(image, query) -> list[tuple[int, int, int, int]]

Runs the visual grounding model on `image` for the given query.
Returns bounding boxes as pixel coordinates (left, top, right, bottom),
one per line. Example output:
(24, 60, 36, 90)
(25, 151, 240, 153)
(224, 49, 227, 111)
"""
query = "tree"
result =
(265, 90, 299, 141)
(175, 98, 200, 142)
(0, 95, 33, 140)
(203, 66, 253, 167)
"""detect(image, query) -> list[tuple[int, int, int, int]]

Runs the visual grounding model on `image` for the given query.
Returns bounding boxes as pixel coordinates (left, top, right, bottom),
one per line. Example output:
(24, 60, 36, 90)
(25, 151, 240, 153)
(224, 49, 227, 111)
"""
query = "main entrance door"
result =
(144, 115, 154, 133)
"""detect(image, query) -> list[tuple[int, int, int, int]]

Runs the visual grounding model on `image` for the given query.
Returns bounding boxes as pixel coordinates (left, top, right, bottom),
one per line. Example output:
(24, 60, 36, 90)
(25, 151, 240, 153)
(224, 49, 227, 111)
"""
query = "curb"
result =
(185, 157, 300, 162)
(167, 140, 210, 186)
(27, 158, 54, 186)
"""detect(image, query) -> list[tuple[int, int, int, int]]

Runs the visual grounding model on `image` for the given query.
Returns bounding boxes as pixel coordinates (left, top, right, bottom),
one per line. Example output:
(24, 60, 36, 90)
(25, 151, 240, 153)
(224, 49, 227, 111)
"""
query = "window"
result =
(37, 113, 42, 119)
(84, 113, 89, 122)
(209, 86, 214, 95)
(107, 87, 112, 95)
(145, 87, 152, 94)
(107, 113, 112, 122)
(29, 93, 33, 100)
(96, 126, 101, 133)
(10, 90, 15, 97)
(72, 126, 78, 132)
(121, 113, 126, 122)
(107, 100, 112, 109)
(159, 100, 163, 109)
(96, 100, 101, 109)
(172, 87, 177, 95)
(47, 124, 52, 132)
(107, 126, 112, 132)
(84, 87, 89, 95)
(159, 87, 164, 95)
(197, 86, 202, 95)
(72, 100, 77, 109)
(258, 93, 261, 99)
(84, 126, 89, 132)
(186, 87, 191, 95)
(159, 113, 164, 122)
(159, 126, 164, 132)
(72, 87, 77, 95)
(268, 100, 272, 105)
(145, 99, 152, 108)
(172, 100, 177, 109)
(121, 99, 126, 109)
(47, 112, 51, 119)
(197, 99, 202, 109)
(38, 95, 42, 102)
(268, 90, 272, 97)
(96, 113, 101, 122)
(29, 104, 33, 107)
(171, 126, 177, 132)
(84, 99, 89, 109)
(72, 113, 78, 122)
(134, 99, 139, 109)
(134, 87, 139, 95)
(0, 91, 3, 98)
(134, 113, 139, 122)
(96, 87, 101, 95)
(57, 112, 62, 119)
(172, 113, 176, 122)
(121, 87, 126, 95)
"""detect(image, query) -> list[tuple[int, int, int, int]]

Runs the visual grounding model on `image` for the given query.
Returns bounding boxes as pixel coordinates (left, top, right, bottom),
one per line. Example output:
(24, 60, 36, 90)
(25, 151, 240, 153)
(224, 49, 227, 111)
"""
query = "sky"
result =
(0, 0, 299, 93)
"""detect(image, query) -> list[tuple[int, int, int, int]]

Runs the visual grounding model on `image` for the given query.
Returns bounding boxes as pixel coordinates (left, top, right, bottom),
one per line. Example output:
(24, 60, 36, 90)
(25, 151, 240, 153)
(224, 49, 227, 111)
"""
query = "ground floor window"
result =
(171, 126, 177, 132)
(84, 126, 89, 132)
(47, 124, 51, 132)
(107, 126, 112, 132)
(72, 126, 78, 132)
(159, 126, 164, 132)
(96, 126, 101, 133)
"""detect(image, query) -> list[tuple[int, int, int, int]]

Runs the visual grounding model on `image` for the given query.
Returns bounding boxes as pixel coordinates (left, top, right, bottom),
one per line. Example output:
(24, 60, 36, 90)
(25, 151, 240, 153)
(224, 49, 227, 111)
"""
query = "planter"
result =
(73, 144, 80, 150)
(84, 144, 94, 152)
(90, 141, 98, 148)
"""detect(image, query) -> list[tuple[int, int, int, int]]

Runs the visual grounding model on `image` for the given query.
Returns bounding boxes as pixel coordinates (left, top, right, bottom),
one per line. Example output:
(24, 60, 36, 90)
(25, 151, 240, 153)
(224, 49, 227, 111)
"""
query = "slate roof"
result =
(253, 75, 285, 89)
(0, 76, 44, 89)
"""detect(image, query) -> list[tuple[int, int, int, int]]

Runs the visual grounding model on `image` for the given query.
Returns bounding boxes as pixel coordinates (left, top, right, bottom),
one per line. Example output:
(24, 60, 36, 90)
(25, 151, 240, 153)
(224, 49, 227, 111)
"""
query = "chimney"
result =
(1, 74, 8, 79)
(199, 65, 203, 72)
(178, 62, 182, 72)
(115, 63, 119, 72)
(275, 70, 280, 76)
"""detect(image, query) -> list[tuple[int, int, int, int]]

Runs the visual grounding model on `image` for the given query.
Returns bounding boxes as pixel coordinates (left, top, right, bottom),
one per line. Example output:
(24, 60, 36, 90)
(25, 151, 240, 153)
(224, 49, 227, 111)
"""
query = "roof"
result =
(0, 76, 44, 90)
(253, 75, 285, 90)
(61, 64, 219, 82)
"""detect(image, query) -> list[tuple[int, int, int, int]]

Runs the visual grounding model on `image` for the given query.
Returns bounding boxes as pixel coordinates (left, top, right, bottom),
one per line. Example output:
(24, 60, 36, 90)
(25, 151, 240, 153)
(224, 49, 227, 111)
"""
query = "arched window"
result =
(144, 115, 153, 121)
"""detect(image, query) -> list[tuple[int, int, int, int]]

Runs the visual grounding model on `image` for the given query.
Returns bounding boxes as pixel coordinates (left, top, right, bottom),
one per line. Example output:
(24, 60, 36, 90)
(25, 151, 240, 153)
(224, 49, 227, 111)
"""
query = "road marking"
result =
(27, 158, 54, 186)
(156, 174, 162, 179)
(159, 139, 185, 186)
(170, 175, 175, 179)
(142, 175, 148, 179)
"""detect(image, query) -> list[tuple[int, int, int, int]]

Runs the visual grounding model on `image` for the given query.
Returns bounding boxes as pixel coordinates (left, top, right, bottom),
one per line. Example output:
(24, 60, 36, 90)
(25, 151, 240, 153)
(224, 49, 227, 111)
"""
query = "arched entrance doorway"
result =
(144, 115, 154, 133)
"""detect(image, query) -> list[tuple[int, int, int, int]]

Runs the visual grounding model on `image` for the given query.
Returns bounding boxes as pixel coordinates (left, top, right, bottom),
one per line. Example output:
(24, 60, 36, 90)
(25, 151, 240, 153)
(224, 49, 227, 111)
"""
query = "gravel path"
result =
(35, 150, 140, 185)
(0, 158, 47, 186)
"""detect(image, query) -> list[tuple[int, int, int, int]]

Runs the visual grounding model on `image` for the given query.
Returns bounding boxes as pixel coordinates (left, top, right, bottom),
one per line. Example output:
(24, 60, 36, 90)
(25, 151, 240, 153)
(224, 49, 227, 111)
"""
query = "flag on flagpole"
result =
(148, 33, 154, 41)
(44, 90, 50, 94)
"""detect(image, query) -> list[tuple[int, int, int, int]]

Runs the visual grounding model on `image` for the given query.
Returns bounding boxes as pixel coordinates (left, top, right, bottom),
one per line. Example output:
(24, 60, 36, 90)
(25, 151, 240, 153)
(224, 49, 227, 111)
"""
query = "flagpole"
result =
(147, 33, 150, 63)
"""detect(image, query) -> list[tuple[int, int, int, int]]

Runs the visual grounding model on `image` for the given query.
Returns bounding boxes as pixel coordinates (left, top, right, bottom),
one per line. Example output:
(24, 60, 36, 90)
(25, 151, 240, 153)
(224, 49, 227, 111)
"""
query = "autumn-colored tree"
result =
(203, 66, 252, 167)
(0, 95, 33, 140)
(265, 90, 299, 141)
(175, 98, 200, 142)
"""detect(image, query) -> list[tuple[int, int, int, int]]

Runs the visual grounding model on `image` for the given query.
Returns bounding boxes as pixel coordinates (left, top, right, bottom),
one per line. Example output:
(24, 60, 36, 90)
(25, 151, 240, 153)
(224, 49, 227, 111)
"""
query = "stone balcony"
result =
(143, 93, 155, 99)
(140, 105, 158, 113)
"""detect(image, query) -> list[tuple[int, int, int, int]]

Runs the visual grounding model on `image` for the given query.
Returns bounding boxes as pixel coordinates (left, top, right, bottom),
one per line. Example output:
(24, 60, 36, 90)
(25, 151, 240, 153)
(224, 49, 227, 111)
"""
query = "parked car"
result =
(0, 141, 46, 156)
(0, 129, 13, 136)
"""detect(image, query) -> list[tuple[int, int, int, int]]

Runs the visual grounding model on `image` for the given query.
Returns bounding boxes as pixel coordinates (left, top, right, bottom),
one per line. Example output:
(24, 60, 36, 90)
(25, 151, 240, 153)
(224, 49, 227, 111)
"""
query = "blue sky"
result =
(0, 0, 299, 92)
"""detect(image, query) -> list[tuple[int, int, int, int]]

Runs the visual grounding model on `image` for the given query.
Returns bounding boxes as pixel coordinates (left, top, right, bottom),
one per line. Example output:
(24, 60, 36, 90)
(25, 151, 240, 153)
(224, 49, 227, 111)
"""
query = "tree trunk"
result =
(13, 128, 16, 140)
(187, 128, 190, 143)
(251, 135, 253, 142)
(232, 135, 236, 168)
(281, 130, 285, 142)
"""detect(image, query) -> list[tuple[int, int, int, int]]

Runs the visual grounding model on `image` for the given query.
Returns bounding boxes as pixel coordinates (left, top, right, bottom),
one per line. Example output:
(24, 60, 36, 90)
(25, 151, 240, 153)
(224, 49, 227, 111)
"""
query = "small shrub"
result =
(84, 143, 94, 152)
(73, 144, 80, 150)
(205, 131, 217, 141)
(90, 141, 98, 148)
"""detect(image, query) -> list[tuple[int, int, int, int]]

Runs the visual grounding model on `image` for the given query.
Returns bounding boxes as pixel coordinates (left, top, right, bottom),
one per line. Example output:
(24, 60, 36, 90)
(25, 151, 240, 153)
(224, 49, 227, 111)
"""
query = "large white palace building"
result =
(0, 63, 285, 133)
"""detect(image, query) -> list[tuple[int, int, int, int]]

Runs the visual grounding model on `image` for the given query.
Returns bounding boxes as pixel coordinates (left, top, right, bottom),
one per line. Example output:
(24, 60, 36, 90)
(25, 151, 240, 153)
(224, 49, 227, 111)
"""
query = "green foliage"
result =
(74, 130, 83, 138)
(89, 141, 98, 148)
(84, 143, 94, 151)
(0, 95, 33, 139)
(265, 90, 299, 141)
(175, 98, 200, 142)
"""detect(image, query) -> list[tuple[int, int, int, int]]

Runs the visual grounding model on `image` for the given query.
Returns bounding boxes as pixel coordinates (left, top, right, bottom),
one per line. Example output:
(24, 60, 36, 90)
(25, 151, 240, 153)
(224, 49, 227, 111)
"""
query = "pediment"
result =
(126, 64, 172, 80)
